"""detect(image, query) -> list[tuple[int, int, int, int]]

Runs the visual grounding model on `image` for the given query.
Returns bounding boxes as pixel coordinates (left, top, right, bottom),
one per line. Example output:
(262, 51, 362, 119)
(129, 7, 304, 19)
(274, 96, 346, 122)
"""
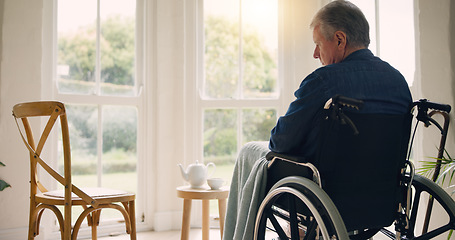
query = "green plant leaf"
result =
(418, 160, 438, 177)
(419, 149, 455, 187)
(437, 164, 455, 185)
(0, 180, 11, 191)
(0, 161, 5, 167)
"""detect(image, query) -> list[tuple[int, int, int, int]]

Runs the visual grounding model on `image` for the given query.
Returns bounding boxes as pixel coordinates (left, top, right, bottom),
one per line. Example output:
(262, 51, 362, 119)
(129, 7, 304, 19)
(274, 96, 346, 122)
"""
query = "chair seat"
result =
(36, 187, 135, 205)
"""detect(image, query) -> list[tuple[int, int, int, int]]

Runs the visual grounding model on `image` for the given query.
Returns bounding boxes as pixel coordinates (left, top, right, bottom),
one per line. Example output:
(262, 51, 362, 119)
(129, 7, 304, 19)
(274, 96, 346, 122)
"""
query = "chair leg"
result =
(35, 208, 45, 237)
(28, 204, 37, 240)
(91, 210, 101, 240)
(129, 200, 137, 240)
(64, 204, 72, 240)
(91, 220, 98, 240)
(28, 204, 47, 239)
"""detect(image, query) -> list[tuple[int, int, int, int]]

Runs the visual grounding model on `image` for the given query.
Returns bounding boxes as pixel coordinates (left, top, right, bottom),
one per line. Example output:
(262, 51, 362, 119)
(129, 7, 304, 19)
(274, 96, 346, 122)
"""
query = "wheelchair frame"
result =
(254, 96, 455, 240)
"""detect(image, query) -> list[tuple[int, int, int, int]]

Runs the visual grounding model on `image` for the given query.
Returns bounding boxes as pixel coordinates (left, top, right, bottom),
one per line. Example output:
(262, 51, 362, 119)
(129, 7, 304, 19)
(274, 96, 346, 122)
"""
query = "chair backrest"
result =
(315, 109, 412, 231)
(13, 101, 96, 206)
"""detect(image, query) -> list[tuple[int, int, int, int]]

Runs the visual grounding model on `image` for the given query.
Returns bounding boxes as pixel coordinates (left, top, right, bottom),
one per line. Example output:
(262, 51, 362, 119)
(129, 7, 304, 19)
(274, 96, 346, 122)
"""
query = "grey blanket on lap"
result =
(223, 141, 270, 240)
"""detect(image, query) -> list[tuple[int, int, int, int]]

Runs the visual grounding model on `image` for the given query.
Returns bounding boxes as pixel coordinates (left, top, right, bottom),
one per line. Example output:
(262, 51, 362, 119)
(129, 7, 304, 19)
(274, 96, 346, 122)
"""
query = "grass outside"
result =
(208, 163, 235, 185)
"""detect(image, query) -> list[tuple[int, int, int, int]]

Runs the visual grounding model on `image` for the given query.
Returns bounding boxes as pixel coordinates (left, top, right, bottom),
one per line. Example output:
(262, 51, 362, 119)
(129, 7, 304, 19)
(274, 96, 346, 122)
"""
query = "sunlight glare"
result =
(243, 0, 278, 51)
(58, 0, 135, 33)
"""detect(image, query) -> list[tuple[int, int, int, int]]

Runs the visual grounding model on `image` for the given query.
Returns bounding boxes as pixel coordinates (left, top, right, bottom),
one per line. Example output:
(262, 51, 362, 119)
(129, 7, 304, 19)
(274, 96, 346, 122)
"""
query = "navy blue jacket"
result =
(269, 49, 412, 158)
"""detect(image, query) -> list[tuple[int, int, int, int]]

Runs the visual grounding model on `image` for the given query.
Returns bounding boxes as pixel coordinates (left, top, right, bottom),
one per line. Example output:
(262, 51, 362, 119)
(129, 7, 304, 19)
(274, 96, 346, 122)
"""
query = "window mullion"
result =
(97, 104, 103, 187)
(96, 0, 102, 187)
(238, 0, 243, 100)
(95, 0, 101, 95)
(374, 0, 380, 56)
(238, 108, 243, 153)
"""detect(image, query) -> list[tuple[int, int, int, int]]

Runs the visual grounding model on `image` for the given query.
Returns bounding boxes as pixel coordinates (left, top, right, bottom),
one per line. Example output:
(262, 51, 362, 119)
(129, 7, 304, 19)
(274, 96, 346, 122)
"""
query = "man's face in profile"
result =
(312, 25, 345, 66)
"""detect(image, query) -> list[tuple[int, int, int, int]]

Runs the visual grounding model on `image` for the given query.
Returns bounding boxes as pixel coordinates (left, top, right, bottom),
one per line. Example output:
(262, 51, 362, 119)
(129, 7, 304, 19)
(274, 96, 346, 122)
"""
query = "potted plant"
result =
(0, 161, 11, 191)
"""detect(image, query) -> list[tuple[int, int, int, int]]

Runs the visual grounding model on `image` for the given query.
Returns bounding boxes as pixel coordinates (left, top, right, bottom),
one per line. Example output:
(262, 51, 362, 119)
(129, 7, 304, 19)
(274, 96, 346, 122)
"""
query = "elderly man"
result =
(224, 1, 412, 239)
(269, 0, 412, 159)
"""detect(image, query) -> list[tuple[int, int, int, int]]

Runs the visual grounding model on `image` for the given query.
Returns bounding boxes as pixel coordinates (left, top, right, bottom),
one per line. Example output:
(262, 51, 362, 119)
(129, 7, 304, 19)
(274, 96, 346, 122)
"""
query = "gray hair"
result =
(310, 0, 370, 48)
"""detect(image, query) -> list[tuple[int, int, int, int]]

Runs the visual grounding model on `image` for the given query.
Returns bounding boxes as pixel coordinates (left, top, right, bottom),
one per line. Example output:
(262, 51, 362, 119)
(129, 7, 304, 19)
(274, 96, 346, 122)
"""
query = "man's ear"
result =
(335, 31, 347, 49)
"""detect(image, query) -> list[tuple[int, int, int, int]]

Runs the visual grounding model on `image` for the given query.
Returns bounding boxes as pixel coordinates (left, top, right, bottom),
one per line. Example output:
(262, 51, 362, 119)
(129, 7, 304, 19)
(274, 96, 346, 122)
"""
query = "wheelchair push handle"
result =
(329, 95, 364, 110)
(412, 99, 451, 113)
(412, 99, 451, 130)
(324, 95, 364, 135)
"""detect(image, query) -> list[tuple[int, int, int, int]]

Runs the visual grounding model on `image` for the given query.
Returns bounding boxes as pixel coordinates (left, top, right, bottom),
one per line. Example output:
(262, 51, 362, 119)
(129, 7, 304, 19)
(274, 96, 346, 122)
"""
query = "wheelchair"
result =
(254, 95, 455, 240)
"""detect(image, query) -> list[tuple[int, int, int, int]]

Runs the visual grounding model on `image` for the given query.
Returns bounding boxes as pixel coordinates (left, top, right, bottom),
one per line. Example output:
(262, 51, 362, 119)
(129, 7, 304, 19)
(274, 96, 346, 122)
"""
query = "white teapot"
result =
(178, 160, 215, 188)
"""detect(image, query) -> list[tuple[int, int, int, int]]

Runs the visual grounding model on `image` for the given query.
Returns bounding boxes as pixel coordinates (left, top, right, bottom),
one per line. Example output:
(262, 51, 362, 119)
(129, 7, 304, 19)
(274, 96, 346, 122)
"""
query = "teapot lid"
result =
(190, 160, 202, 166)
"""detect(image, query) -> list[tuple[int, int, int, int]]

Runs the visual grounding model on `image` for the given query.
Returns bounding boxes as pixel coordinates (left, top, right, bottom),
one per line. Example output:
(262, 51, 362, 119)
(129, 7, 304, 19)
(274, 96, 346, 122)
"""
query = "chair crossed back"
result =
(12, 101, 96, 206)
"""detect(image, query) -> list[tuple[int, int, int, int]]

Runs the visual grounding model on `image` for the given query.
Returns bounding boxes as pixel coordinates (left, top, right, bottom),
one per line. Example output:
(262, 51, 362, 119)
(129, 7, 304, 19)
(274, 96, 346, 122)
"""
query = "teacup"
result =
(207, 178, 224, 190)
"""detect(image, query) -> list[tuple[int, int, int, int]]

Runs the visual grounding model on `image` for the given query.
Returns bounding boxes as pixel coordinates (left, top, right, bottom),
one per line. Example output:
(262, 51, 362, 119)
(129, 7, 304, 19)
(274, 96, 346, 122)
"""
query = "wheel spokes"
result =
(267, 208, 289, 239)
(304, 218, 318, 240)
(288, 194, 301, 239)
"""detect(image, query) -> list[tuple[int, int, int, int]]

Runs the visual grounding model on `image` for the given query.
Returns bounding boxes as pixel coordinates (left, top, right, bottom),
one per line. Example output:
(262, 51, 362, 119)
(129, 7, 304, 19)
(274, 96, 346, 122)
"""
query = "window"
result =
(350, 0, 415, 85)
(54, 0, 143, 227)
(199, 0, 280, 181)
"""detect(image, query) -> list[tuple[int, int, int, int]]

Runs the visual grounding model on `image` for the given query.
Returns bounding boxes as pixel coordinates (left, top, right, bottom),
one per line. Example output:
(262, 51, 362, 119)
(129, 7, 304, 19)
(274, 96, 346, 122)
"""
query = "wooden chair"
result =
(12, 101, 136, 240)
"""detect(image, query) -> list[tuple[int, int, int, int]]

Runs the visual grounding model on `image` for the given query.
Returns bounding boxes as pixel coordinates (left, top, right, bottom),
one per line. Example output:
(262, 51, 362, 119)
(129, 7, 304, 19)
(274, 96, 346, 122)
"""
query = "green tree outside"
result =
(204, 16, 277, 99)
(203, 16, 278, 165)
(58, 15, 135, 95)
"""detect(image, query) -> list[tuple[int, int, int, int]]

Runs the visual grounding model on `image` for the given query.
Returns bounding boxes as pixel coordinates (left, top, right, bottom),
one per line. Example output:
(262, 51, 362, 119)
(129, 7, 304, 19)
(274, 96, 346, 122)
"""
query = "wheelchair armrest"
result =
(266, 151, 309, 168)
(266, 151, 322, 187)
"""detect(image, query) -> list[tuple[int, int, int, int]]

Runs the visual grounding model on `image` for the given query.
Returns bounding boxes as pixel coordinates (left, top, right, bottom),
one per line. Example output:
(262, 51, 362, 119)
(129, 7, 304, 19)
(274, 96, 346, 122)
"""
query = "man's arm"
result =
(269, 72, 327, 154)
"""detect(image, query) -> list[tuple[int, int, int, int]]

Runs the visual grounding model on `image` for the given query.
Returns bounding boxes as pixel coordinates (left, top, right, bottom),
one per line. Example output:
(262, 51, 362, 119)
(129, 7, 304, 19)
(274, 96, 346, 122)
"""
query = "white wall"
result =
(412, 0, 455, 176)
(0, 0, 454, 239)
(414, 0, 455, 160)
(411, 1, 455, 237)
(152, 0, 187, 231)
(0, 0, 43, 238)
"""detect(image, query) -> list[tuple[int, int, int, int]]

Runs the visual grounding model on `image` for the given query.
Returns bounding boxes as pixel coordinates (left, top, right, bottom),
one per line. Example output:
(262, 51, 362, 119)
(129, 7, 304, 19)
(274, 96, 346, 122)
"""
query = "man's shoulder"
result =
(298, 65, 345, 89)
(309, 64, 345, 78)
(315, 54, 399, 76)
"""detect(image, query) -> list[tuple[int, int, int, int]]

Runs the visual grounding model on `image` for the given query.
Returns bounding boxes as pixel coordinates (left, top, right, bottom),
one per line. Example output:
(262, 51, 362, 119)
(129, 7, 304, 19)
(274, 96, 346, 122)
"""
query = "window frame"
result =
(42, 0, 152, 236)
(183, 0, 291, 165)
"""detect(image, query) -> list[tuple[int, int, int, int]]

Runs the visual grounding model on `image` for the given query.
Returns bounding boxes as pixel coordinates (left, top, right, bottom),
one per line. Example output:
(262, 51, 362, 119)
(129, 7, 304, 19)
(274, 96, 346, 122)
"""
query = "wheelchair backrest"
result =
(315, 108, 412, 231)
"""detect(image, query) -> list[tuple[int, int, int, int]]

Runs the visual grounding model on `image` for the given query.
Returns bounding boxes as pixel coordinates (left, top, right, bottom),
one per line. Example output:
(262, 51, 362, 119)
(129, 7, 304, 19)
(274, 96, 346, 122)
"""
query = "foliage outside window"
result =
(202, 0, 279, 173)
(58, 15, 136, 96)
(203, 16, 277, 99)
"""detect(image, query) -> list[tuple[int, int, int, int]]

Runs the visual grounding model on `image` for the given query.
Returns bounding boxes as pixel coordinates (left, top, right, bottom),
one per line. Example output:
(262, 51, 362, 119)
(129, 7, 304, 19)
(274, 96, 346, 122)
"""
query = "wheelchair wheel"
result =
(254, 176, 349, 240)
(380, 174, 455, 239)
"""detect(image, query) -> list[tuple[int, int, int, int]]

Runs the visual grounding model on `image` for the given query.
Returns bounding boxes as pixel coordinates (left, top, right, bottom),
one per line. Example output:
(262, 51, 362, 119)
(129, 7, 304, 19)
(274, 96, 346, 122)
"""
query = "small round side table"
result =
(177, 186, 229, 240)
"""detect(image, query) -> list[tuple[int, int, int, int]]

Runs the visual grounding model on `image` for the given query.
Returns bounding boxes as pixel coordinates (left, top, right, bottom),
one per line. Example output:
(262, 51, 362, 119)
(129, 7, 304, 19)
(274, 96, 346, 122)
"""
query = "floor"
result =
(98, 229, 391, 240)
(99, 229, 222, 240)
